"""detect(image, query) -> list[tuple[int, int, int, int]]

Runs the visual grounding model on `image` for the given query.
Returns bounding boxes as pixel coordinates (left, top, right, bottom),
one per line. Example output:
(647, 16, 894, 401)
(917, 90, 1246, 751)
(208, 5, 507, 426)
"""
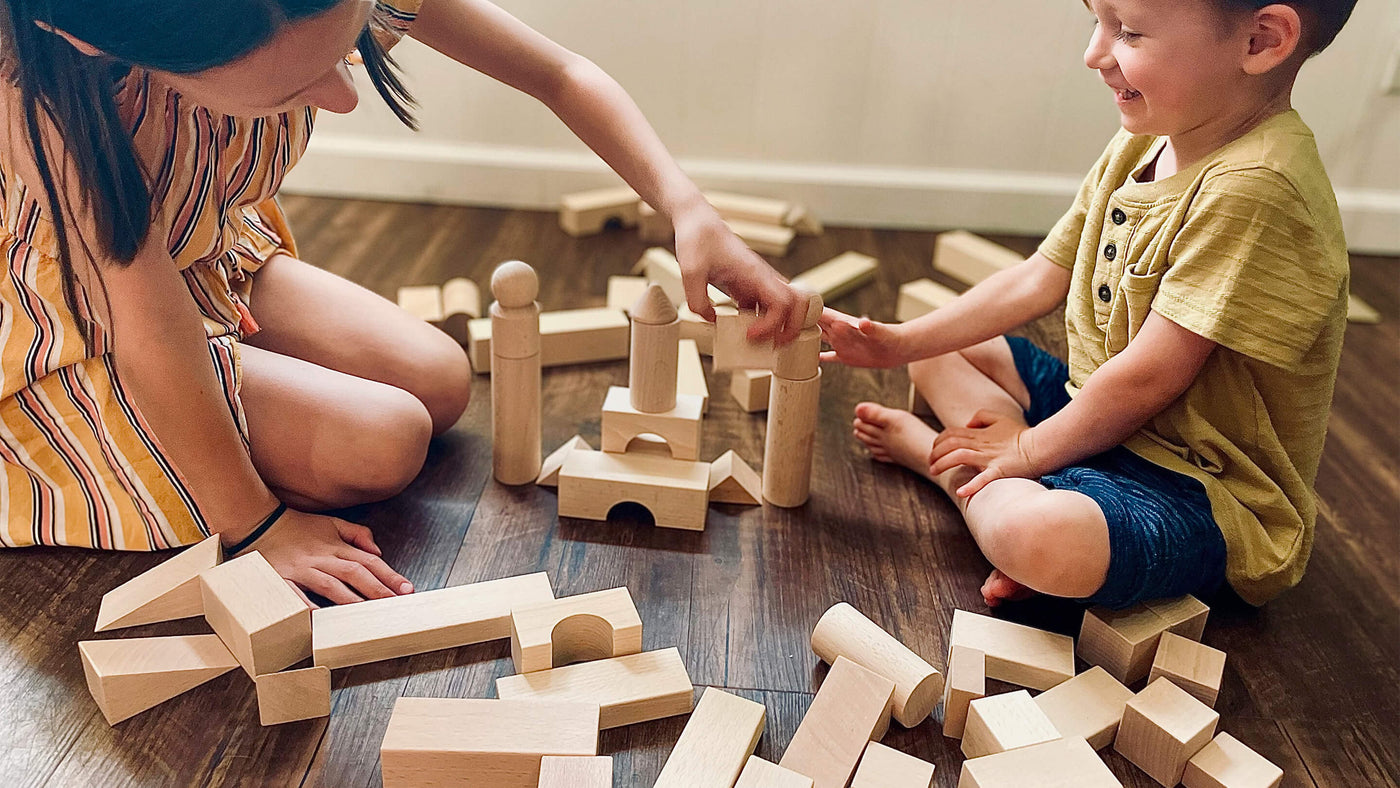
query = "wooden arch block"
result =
(601, 386, 705, 461)
(560, 186, 641, 236)
(709, 451, 763, 505)
(558, 449, 711, 531)
(79, 634, 239, 725)
(96, 534, 222, 632)
(810, 602, 943, 728)
(510, 587, 643, 674)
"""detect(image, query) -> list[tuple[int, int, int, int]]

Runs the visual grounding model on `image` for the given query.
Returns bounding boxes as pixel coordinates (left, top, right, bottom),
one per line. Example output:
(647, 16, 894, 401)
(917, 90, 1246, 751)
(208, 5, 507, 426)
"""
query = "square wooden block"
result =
(1183, 732, 1283, 788)
(255, 666, 331, 726)
(1114, 678, 1219, 787)
(1033, 666, 1134, 750)
(1149, 632, 1226, 708)
(961, 690, 1060, 759)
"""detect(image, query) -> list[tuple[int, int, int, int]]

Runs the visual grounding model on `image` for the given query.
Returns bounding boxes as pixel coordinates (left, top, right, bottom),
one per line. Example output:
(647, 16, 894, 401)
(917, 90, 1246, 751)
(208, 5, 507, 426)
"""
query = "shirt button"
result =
(1112, 208, 1127, 225)
(1098, 284, 1112, 302)
(1104, 242, 1117, 261)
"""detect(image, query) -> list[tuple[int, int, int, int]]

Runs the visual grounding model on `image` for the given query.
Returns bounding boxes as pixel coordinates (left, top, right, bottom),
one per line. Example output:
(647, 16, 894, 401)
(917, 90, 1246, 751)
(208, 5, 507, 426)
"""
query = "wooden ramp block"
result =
(1183, 732, 1283, 788)
(1114, 678, 1219, 787)
(731, 369, 772, 412)
(779, 657, 895, 788)
(539, 756, 613, 787)
(558, 447, 711, 531)
(708, 450, 763, 505)
(1347, 293, 1381, 324)
(790, 252, 878, 303)
(1149, 632, 1226, 708)
(510, 587, 643, 674)
(677, 339, 709, 413)
(1033, 665, 1134, 750)
(737, 757, 814, 788)
(961, 690, 1061, 759)
(79, 634, 240, 726)
(380, 697, 599, 788)
(958, 737, 1123, 788)
(256, 665, 330, 726)
(601, 386, 704, 461)
(312, 573, 555, 669)
(851, 742, 935, 787)
(729, 218, 796, 257)
(96, 535, 222, 632)
(538, 436, 593, 487)
(1079, 596, 1208, 685)
(397, 284, 444, 322)
(560, 186, 641, 236)
(199, 551, 310, 678)
(942, 644, 985, 739)
(466, 308, 630, 374)
(896, 278, 960, 322)
(654, 687, 766, 788)
(933, 231, 1022, 286)
(949, 609, 1074, 691)
(810, 602, 943, 728)
(496, 648, 695, 729)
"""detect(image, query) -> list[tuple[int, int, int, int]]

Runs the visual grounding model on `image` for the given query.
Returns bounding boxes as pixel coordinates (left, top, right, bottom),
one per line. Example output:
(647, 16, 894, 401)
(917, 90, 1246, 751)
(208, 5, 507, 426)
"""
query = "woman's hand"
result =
(818, 308, 907, 368)
(238, 510, 414, 606)
(929, 410, 1042, 498)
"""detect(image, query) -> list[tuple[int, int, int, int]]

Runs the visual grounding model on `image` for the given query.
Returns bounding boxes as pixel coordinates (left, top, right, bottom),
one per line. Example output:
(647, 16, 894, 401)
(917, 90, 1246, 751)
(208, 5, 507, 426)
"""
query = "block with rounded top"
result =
(491, 260, 539, 308)
(799, 289, 824, 329)
(631, 282, 679, 325)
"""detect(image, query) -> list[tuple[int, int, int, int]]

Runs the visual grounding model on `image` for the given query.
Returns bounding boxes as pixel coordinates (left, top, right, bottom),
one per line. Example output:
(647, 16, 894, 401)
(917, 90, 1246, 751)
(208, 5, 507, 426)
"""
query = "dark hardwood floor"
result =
(2, 197, 1395, 787)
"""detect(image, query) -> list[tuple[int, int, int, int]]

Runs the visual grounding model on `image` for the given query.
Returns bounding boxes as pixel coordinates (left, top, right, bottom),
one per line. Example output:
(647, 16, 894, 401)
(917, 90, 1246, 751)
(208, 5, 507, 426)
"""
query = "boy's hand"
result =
(818, 308, 904, 368)
(673, 209, 803, 344)
(930, 410, 1041, 498)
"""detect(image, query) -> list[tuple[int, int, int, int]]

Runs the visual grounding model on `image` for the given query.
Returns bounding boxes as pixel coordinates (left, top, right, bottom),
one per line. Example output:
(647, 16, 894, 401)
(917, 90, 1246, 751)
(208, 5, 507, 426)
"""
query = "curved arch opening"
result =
(550, 613, 616, 667)
(624, 433, 674, 458)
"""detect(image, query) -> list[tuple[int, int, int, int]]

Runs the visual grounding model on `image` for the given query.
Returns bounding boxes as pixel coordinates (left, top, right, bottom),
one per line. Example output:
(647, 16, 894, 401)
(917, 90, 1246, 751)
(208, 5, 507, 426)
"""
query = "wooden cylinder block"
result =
(811, 602, 944, 728)
(762, 369, 821, 507)
(629, 284, 681, 413)
(491, 354, 541, 485)
(773, 326, 821, 380)
(490, 303, 542, 359)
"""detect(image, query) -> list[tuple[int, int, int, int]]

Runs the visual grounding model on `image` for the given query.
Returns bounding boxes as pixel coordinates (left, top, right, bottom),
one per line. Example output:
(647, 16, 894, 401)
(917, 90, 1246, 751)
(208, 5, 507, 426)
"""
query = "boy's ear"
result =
(33, 21, 107, 58)
(1241, 4, 1304, 74)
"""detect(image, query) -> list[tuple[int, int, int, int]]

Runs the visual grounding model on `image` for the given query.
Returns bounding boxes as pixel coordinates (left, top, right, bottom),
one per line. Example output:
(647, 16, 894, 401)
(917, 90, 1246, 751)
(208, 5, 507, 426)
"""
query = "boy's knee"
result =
(972, 488, 1108, 597)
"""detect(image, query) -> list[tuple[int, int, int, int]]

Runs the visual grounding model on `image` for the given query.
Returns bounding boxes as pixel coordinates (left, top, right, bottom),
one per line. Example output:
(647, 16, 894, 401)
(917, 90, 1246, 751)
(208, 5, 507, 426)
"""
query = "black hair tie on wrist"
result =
(226, 502, 288, 556)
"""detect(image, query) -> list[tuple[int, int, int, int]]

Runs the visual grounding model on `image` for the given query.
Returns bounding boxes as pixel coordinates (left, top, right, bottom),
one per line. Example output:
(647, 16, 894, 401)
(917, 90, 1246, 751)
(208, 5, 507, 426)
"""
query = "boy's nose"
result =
(1084, 28, 1115, 70)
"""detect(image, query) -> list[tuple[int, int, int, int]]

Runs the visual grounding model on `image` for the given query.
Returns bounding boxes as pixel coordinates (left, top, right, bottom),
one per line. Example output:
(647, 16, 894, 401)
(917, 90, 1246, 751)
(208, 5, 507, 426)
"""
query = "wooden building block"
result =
(630, 283, 682, 413)
(728, 218, 796, 257)
(79, 634, 240, 726)
(439, 277, 482, 344)
(96, 535, 222, 632)
(942, 644, 986, 739)
(958, 737, 1123, 788)
(560, 186, 641, 236)
(1347, 293, 1381, 324)
(608, 275, 650, 312)
(779, 657, 896, 788)
(489, 262, 542, 486)
(961, 690, 1061, 759)
(1145, 595, 1210, 642)
(731, 369, 772, 412)
(949, 610, 1074, 692)
(763, 369, 821, 508)
(786, 204, 824, 236)
(705, 191, 793, 226)
(634, 247, 734, 309)
(1079, 596, 1208, 686)
(601, 386, 704, 460)
(510, 587, 643, 674)
(790, 252, 878, 303)
(199, 551, 310, 678)
(1114, 678, 1220, 787)
(679, 305, 716, 356)
(1033, 665, 1134, 750)
(1183, 733, 1283, 788)
(255, 665, 330, 726)
(1149, 632, 1226, 708)
(638, 201, 674, 243)
(851, 742, 935, 787)
(677, 338, 709, 413)
(708, 450, 763, 505)
(539, 756, 614, 787)
(810, 602, 943, 728)
(466, 308, 631, 373)
(381, 697, 599, 788)
(896, 278, 959, 322)
(558, 448, 710, 531)
(496, 648, 695, 729)
(933, 231, 1022, 286)
(654, 687, 767, 788)
(312, 573, 554, 669)
(713, 307, 775, 372)
(397, 284, 443, 322)
(537, 436, 593, 487)
(737, 757, 815, 788)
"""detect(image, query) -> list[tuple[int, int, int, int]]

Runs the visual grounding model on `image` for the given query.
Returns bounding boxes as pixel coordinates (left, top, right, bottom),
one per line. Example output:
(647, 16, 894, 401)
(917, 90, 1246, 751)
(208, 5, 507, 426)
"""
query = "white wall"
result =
(284, 0, 1400, 253)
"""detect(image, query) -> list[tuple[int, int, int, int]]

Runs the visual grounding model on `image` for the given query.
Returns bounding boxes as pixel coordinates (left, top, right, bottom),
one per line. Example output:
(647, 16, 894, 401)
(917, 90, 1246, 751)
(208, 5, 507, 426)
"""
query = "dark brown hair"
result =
(1216, 0, 1357, 54)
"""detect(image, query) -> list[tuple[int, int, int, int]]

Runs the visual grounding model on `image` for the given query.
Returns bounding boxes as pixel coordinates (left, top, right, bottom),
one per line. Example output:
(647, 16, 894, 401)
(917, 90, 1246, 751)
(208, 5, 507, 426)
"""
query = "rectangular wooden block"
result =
(199, 551, 310, 678)
(942, 644, 986, 739)
(949, 610, 1074, 691)
(635, 247, 733, 308)
(510, 587, 643, 674)
(728, 218, 796, 257)
(79, 634, 240, 726)
(779, 657, 896, 788)
(381, 697, 600, 788)
(539, 756, 613, 787)
(496, 648, 695, 729)
(737, 757, 815, 788)
(600, 385, 704, 461)
(895, 278, 960, 322)
(958, 737, 1123, 788)
(467, 308, 630, 373)
(1145, 595, 1210, 641)
(607, 275, 650, 313)
(790, 252, 879, 303)
(961, 690, 1061, 759)
(96, 534, 222, 632)
(1183, 733, 1283, 788)
(1079, 597, 1207, 686)
(654, 687, 766, 788)
(560, 186, 641, 236)
(312, 573, 555, 669)
(677, 338, 709, 413)
(398, 284, 444, 322)
(1033, 665, 1135, 750)
(1149, 632, 1226, 708)
(1114, 678, 1220, 787)
(255, 665, 331, 726)
(558, 449, 711, 531)
(713, 307, 775, 371)
(731, 369, 772, 412)
(851, 742, 935, 787)
(705, 191, 793, 225)
(933, 230, 1022, 286)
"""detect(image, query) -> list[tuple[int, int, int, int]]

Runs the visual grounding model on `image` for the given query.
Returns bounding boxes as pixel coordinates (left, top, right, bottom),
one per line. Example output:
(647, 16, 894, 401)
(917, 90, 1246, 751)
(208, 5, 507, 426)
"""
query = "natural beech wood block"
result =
(896, 278, 960, 322)
(638, 201, 674, 243)
(607, 275, 650, 313)
(1114, 678, 1220, 787)
(961, 690, 1061, 759)
(949, 609, 1074, 691)
(255, 666, 330, 726)
(633, 247, 733, 309)
(1149, 632, 1226, 708)
(790, 252, 878, 303)
(708, 450, 763, 505)
(763, 370, 821, 508)
(559, 186, 641, 236)
(942, 644, 986, 739)
(958, 737, 1123, 788)
(1145, 595, 1210, 642)
(772, 326, 822, 381)
(312, 573, 554, 669)
(558, 449, 710, 531)
(679, 305, 716, 356)
(810, 602, 944, 728)
(1079, 596, 1208, 686)
(713, 307, 774, 372)
(654, 687, 767, 788)
(496, 648, 695, 729)
(705, 191, 793, 225)
(737, 757, 814, 788)
(199, 551, 310, 678)
(677, 338, 709, 413)
(510, 587, 643, 674)
(779, 657, 896, 788)
(933, 230, 1022, 286)
(1033, 665, 1135, 750)
(439, 277, 482, 344)
(1347, 293, 1381, 324)
(539, 756, 614, 787)
(96, 535, 222, 632)
(851, 742, 935, 787)
(731, 369, 772, 412)
(788, 206, 823, 236)
(466, 308, 630, 374)
(537, 435, 593, 487)
(79, 634, 240, 726)
(397, 284, 444, 322)
(629, 283, 681, 413)
(728, 218, 796, 257)
(907, 381, 934, 416)
(492, 349, 542, 486)
(380, 697, 600, 788)
(600, 386, 704, 461)
(1183, 732, 1284, 788)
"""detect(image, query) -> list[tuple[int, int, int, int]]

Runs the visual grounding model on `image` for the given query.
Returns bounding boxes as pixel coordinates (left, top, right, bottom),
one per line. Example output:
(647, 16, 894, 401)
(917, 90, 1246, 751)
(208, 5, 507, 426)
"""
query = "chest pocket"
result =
(1105, 261, 1165, 355)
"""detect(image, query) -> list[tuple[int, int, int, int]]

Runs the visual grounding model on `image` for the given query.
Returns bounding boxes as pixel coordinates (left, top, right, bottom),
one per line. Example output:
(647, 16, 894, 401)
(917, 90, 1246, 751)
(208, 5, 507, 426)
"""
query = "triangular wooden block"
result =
(1348, 293, 1381, 324)
(709, 451, 762, 505)
(95, 535, 223, 632)
(79, 634, 240, 725)
(538, 436, 594, 486)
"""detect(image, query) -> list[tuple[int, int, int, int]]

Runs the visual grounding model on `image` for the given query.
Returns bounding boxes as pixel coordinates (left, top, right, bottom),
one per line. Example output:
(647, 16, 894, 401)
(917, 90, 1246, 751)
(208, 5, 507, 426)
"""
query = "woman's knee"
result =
(405, 332, 473, 434)
(315, 387, 433, 506)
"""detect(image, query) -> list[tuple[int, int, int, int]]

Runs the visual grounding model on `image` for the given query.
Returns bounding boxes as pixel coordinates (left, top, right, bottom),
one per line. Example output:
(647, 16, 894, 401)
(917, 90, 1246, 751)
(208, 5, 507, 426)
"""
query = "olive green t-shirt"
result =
(1039, 110, 1348, 606)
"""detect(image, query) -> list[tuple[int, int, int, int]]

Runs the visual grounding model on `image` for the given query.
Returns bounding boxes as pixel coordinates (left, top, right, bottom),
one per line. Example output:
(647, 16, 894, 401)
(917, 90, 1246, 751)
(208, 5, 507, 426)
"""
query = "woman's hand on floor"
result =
(244, 510, 414, 606)
(673, 208, 804, 344)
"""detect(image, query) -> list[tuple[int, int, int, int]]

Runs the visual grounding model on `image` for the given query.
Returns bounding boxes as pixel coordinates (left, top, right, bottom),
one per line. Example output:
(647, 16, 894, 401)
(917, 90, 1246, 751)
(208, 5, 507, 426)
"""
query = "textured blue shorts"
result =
(1006, 337, 1227, 609)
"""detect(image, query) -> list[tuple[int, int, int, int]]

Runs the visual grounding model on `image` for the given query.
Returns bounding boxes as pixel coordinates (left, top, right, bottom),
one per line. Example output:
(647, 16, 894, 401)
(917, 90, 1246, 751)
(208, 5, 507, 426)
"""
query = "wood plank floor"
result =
(2, 197, 1395, 787)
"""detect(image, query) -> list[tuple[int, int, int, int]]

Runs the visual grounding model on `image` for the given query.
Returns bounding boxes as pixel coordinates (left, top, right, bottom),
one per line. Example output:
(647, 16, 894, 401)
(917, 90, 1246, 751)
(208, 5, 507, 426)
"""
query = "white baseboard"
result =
(282, 135, 1400, 255)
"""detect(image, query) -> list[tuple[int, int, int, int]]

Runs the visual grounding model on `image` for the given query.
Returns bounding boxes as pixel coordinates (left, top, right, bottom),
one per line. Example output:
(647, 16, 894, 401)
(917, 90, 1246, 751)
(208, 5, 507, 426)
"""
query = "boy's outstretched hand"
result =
(818, 308, 905, 368)
(930, 410, 1042, 498)
(673, 210, 804, 344)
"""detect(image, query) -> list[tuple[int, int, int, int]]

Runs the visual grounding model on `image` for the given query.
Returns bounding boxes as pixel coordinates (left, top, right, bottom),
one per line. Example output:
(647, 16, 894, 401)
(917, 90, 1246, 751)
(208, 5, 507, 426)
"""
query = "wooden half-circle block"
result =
(510, 587, 643, 674)
(96, 535, 222, 632)
(709, 451, 763, 506)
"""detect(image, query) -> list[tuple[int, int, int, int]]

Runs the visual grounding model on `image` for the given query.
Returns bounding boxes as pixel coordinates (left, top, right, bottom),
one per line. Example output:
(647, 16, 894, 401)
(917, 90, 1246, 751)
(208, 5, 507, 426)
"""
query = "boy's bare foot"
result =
(853, 402, 939, 481)
(981, 568, 1037, 607)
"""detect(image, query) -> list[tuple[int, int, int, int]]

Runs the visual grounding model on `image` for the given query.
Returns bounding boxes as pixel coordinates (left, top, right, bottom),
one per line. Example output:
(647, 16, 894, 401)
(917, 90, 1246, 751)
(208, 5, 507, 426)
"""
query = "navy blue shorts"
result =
(1006, 337, 1227, 609)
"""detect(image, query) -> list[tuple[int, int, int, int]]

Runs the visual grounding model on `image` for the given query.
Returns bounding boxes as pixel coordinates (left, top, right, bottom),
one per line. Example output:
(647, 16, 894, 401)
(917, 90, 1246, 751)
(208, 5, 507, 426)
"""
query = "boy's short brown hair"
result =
(1217, 0, 1357, 54)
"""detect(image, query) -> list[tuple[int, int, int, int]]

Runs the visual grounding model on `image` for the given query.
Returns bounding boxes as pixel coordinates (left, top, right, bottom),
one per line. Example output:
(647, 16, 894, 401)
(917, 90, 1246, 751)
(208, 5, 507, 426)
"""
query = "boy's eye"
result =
(1115, 29, 1142, 42)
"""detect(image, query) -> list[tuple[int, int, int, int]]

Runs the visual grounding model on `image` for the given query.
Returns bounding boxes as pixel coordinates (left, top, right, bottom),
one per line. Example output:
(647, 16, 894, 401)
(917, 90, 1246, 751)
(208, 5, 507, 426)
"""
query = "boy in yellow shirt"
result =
(821, 0, 1354, 608)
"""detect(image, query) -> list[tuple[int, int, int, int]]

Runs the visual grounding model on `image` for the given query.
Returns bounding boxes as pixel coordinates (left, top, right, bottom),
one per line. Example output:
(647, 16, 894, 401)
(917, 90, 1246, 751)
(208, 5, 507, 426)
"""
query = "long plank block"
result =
(96, 535, 222, 632)
(958, 737, 1123, 788)
(779, 657, 895, 788)
(496, 648, 695, 729)
(949, 610, 1074, 691)
(933, 231, 1022, 286)
(312, 573, 555, 669)
(655, 687, 767, 787)
(539, 756, 614, 787)
(895, 278, 960, 322)
(790, 252, 878, 303)
(467, 308, 630, 373)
